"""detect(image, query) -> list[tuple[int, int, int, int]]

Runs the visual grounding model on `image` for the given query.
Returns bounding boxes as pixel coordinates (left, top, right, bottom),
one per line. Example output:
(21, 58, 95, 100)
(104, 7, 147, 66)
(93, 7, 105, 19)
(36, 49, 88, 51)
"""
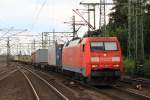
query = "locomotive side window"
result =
(91, 42, 104, 51)
(104, 42, 118, 51)
(82, 44, 85, 52)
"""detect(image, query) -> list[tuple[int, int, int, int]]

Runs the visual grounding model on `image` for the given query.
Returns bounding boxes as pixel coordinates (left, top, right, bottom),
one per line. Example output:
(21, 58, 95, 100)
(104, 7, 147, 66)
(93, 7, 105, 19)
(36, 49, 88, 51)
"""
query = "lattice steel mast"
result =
(128, 0, 144, 75)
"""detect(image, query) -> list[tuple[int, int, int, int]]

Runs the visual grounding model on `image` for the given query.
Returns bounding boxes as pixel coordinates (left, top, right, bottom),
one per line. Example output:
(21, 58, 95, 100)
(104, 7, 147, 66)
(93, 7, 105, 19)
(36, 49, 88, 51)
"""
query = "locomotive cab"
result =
(82, 37, 123, 82)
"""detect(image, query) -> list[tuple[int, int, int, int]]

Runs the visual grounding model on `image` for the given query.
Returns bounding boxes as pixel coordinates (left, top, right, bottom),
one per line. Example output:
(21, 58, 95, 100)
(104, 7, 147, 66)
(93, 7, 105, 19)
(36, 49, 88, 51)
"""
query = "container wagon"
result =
(32, 49, 48, 68)
(47, 43, 63, 71)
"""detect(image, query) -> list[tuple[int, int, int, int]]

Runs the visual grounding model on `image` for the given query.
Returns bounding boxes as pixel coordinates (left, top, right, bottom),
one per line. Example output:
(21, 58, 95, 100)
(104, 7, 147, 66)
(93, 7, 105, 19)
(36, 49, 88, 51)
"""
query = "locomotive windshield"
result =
(104, 42, 118, 51)
(91, 42, 118, 51)
(91, 42, 104, 51)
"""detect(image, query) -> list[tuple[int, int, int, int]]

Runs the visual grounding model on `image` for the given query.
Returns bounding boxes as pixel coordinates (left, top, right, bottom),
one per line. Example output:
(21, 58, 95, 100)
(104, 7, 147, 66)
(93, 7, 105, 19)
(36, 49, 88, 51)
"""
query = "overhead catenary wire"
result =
(30, 0, 48, 31)
(0, 27, 14, 40)
(73, 9, 95, 30)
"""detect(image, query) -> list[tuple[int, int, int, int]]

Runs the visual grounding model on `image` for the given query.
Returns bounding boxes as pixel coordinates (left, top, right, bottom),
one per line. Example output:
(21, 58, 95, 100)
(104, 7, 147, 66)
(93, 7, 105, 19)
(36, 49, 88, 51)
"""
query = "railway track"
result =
(68, 75, 150, 100)
(136, 77, 150, 84)
(0, 66, 37, 100)
(0, 68, 18, 81)
(112, 85, 150, 100)
(114, 77, 150, 100)
(23, 65, 114, 100)
(122, 77, 150, 88)
(20, 63, 150, 100)
(45, 69, 150, 100)
(52, 72, 150, 99)
(0, 66, 17, 75)
(0, 62, 20, 78)
(17, 66, 69, 100)
(67, 78, 150, 100)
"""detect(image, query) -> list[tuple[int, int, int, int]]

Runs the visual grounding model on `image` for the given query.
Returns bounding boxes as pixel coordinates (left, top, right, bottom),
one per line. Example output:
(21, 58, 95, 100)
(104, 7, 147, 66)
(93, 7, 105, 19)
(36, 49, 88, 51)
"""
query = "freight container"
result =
(14, 55, 31, 62)
(34, 49, 48, 63)
(48, 43, 63, 67)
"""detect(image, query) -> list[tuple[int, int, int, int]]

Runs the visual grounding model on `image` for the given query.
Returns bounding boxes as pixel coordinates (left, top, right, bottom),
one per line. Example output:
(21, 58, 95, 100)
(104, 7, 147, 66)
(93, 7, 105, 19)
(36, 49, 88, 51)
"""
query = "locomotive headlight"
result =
(112, 57, 120, 62)
(113, 64, 120, 68)
(91, 57, 99, 62)
(92, 65, 98, 68)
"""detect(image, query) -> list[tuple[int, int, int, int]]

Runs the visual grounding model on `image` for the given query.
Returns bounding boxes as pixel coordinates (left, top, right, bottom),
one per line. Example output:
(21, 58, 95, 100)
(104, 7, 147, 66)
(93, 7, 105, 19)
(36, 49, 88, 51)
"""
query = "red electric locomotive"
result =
(62, 37, 123, 83)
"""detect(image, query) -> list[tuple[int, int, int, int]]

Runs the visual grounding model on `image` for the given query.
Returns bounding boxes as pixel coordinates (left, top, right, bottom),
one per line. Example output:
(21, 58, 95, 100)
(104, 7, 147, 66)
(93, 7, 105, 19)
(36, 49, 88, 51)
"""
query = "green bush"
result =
(143, 60, 150, 78)
(123, 58, 135, 76)
(123, 58, 150, 78)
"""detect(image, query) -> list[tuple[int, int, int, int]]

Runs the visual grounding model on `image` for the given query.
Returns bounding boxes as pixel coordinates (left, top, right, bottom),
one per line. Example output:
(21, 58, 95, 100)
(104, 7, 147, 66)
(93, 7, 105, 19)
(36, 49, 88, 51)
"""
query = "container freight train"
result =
(23, 37, 124, 84)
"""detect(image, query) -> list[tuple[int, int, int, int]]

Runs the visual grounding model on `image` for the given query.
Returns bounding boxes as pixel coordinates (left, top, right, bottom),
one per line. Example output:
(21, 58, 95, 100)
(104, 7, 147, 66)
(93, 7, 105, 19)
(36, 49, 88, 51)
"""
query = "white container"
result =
(48, 43, 63, 66)
(35, 49, 48, 63)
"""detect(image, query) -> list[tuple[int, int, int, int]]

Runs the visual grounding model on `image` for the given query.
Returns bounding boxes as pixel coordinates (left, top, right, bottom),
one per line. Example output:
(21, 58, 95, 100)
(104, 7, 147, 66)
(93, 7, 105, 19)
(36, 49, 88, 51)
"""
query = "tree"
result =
(144, 2, 150, 58)
(107, 0, 150, 57)
(107, 0, 128, 55)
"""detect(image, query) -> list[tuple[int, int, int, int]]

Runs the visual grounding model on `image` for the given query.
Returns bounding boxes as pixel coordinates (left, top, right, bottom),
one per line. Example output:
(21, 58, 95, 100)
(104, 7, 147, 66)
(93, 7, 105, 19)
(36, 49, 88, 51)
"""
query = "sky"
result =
(0, 0, 113, 55)
(0, 0, 77, 32)
(0, 0, 83, 32)
(0, 0, 113, 33)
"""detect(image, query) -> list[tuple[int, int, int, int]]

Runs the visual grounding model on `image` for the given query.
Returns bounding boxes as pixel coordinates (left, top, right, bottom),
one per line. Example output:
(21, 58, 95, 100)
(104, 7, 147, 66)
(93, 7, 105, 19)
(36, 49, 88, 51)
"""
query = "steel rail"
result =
(112, 85, 150, 100)
(122, 77, 150, 88)
(0, 69, 18, 81)
(24, 64, 124, 100)
(20, 63, 150, 100)
(66, 75, 150, 100)
(126, 88, 150, 100)
(0, 67, 17, 76)
(67, 78, 124, 100)
(18, 68, 40, 100)
(0, 70, 8, 76)
(23, 67, 69, 100)
(134, 78, 150, 84)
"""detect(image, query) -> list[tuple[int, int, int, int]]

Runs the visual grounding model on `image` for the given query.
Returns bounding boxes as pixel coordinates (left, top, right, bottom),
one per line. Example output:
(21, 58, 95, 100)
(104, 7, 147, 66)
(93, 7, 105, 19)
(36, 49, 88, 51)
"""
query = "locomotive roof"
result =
(83, 37, 118, 41)
(64, 37, 118, 47)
